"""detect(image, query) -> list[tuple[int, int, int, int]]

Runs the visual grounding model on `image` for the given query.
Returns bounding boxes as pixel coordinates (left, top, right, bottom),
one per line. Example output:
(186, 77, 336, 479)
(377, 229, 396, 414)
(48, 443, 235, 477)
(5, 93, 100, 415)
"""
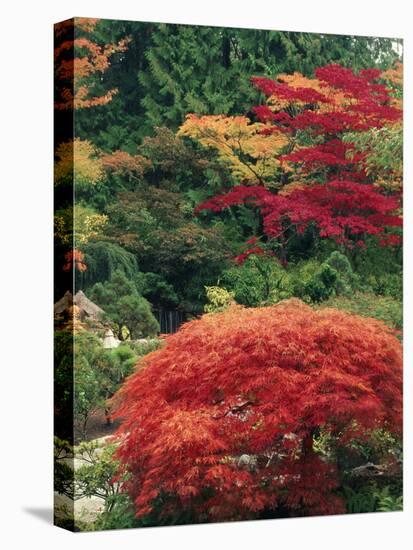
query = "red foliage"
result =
(252, 105, 280, 123)
(288, 110, 371, 133)
(280, 139, 354, 169)
(234, 237, 267, 265)
(251, 76, 330, 105)
(314, 64, 386, 100)
(199, 64, 402, 257)
(113, 301, 402, 522)
(197, 181, 401, 246)
(251, 64, 401, 134)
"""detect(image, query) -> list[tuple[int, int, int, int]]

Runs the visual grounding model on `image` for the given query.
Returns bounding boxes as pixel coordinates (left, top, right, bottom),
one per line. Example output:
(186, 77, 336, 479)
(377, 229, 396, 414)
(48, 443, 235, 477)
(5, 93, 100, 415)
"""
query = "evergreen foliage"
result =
(139, 25, 401, 132)
(90, 269, 159, 339)
(77, 241, 139, 288)
(54, 19, 403, 529)
(75, 20, 401, 149)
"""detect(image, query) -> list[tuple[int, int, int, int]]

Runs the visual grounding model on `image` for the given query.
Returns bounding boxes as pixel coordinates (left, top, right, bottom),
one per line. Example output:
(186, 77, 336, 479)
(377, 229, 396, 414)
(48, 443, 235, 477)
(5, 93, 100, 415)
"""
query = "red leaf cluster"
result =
(252, 64, 401, 131)
(314, 64, 386, 101)
(280, 139, 354, 169)
(197, 181, 401, 246)
(251, 76, 330, 105)
(62, 248, 87, 272)
(199, 64, 402, 257)
(113, 301, 402, 522)
(234, 238, 267, 265)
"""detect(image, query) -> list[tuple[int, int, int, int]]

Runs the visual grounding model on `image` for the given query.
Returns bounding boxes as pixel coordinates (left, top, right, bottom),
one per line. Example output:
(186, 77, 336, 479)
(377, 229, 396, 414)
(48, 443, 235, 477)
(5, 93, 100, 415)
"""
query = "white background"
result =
(0, 0, 411, 548)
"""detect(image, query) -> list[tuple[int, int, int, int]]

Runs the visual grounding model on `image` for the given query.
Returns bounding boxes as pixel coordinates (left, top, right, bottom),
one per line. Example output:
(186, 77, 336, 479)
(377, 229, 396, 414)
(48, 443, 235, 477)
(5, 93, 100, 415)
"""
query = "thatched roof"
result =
(54, 291, 73, 316)
(74, 290, 104, 318)
(54, 290, 104, 320)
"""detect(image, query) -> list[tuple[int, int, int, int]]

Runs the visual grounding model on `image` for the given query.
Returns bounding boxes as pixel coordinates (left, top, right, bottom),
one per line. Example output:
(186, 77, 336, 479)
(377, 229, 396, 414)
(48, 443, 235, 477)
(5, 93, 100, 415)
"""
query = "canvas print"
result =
(54, 17, 403, 531)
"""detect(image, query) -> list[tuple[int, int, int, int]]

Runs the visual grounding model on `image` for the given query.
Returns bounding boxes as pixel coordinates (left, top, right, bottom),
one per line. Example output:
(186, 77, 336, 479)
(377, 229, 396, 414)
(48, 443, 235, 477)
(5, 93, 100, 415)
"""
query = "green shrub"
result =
(365, 273, 402, 300)
(221, 256, 292, 306)
(324, 251, 358, 294)
(220, 251, 398, 312)
(92, 494, 139, 531)
(90, 269, 160, 338)
(204, 285, 235, 312)
(342, 483, 402, 514)
(302, 263, 338, 302)
(295, 250, 358, 303)
(352, 238, 402, 299)
(376, 487, 403, 512)
(130, 337, 162, 357)
(320, 292, 402, 330)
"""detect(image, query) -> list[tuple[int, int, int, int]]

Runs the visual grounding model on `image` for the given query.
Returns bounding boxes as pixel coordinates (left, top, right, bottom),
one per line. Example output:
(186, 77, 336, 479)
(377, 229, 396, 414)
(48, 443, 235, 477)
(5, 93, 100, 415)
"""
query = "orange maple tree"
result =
(113, 300, 402, 522)
(178, 114, 291, 185)
(54, 17, 130, 110)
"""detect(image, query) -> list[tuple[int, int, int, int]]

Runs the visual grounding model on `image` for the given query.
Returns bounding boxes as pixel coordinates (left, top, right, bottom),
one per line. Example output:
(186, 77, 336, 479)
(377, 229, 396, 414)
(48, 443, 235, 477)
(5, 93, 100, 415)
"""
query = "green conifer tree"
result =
(139, 24, 401, 130)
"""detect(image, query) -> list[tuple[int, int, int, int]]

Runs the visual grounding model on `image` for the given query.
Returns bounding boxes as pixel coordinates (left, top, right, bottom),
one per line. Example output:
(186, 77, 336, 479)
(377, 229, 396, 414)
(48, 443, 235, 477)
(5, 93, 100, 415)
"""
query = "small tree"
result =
(222, 254, 291, 306)
(54, 438, 133, 529)
(189, 64, 402, 258)
(73, 332, 103, 439)
(75, 441, 126, 511)
(299, 251, 358, 303)
(113, 300, 402, 522)
(66, 331, 139, 439)
(90, 269, 159, 339)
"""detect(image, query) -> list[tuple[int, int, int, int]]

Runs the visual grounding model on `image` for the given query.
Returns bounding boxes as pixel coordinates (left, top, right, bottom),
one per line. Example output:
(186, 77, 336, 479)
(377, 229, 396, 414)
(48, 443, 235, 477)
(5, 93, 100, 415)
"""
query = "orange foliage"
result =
(382, 61, 403, 88)
(278, 180, 307, 196)
(54, 17, 100, 38)
(274, 71, 350, 112)
(101, 150, 152, 179)
(381, 61, 403, 110)
(62, 249, 87, 272)
(54, 18, 130, 110)
(113, 300, 402, 522)
(178, 114, 290, 185)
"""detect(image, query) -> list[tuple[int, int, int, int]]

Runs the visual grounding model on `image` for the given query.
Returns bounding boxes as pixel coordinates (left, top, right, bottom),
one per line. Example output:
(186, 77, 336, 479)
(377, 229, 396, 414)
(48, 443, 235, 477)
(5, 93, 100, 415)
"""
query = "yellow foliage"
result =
(55, 138, 104, 188)
(54, 205, 108, 246)
(178, 114, 290, 184)
(204, 286, 236, 313)
(278, 181, 307, 196)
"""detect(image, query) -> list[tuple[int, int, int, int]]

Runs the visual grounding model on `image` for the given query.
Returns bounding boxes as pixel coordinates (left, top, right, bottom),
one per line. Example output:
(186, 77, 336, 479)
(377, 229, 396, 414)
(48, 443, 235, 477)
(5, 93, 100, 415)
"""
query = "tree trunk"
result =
(222, 34, 231, 69)
(105, 408, 112, 426)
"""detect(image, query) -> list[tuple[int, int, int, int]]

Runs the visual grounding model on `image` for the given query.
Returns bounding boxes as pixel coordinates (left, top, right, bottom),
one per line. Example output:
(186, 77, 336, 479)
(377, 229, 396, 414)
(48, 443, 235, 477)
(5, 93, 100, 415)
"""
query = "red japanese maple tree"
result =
(195, 64, 402, 256)
(197, 179, 402, 248)
(113, 300, 402, 522)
